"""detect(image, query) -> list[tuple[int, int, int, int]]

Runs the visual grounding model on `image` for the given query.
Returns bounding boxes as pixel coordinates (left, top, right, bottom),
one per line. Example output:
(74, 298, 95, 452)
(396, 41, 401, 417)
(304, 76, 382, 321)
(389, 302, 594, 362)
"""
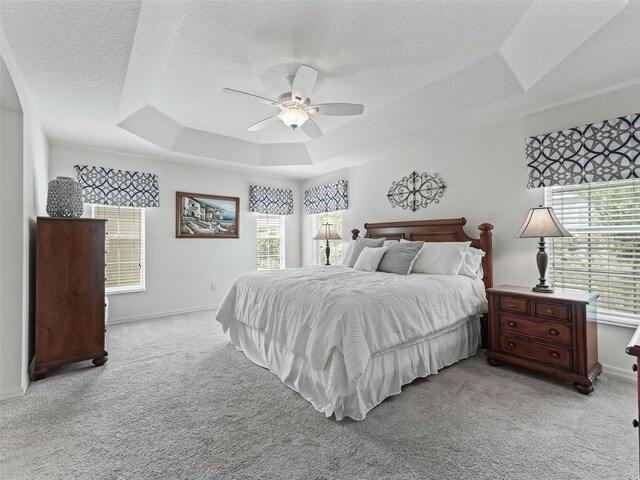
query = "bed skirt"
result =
(227, 315, 481, 421)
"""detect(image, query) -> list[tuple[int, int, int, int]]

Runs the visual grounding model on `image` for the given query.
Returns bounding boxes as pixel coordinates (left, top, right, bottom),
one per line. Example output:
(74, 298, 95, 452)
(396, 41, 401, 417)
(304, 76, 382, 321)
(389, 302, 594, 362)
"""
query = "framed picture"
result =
(176, 192, 240, 238)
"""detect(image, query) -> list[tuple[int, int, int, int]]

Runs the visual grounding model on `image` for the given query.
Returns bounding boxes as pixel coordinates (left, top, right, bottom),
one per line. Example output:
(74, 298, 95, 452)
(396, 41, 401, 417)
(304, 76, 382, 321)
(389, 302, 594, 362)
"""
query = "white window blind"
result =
(545, 178, 640, 321)
(312, 211, 343, 266)
(92, 205, 145, 294)
(257, 214, 285, 270)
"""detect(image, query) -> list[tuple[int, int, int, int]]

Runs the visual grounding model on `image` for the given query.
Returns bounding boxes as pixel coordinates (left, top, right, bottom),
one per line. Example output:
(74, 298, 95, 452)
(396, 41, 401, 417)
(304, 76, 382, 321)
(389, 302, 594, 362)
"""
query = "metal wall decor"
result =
(387, 171, 446, 212)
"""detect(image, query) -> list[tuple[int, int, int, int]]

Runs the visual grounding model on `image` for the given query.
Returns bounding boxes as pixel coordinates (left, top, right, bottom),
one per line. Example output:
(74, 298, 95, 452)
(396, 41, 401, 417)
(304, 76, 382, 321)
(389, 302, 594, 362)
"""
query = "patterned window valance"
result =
(249, 185, 294, 216)
(304, 180, 348, 215)
(75, 165, 159, 207)
(526, 112, 639, 188)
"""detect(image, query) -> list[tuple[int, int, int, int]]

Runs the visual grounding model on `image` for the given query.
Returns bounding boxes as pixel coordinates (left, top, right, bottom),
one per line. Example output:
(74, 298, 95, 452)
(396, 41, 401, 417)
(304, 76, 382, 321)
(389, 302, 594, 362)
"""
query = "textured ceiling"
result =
(1, 0, 639, 178)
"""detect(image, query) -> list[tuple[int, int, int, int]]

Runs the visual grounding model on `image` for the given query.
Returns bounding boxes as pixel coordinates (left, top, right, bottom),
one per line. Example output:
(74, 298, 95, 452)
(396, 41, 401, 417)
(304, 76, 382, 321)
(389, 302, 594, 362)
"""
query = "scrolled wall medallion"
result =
(387, 171, 446, 212)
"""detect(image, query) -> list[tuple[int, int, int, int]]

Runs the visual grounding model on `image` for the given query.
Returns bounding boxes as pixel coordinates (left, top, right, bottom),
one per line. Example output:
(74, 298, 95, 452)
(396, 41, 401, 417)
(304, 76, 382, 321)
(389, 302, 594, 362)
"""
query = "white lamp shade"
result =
(515, 206, 572, 238)
(314, 223, 341, 240)
(279, 108, 309, 128)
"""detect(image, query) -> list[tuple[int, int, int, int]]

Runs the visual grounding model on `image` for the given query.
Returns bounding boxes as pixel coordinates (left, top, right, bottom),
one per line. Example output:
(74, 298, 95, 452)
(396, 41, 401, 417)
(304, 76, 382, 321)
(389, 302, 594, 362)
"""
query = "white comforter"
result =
(216, 266, 487, 397)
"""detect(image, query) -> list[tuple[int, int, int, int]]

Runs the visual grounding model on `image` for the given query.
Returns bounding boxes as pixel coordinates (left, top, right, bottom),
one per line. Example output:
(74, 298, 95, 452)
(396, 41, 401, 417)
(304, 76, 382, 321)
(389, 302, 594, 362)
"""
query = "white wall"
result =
(1, 104, 25, 399)
(301, 84, 640, 374)
(0, 51, 49, 401)
(49, 144, 301, 322)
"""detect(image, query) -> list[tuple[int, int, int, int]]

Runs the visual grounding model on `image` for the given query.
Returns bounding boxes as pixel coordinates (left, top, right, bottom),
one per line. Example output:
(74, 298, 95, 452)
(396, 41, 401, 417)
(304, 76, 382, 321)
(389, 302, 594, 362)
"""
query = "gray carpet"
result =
(1, 310, 636, 480)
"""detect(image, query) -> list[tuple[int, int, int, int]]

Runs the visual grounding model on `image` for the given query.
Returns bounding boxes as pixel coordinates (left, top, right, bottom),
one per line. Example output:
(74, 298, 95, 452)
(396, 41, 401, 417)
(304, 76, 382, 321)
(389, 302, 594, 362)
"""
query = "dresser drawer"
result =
(499, 296, 529, 314)
(535, 301, 571, 321)
(499, 314, 572, 345)
(499, 335, 573, 370)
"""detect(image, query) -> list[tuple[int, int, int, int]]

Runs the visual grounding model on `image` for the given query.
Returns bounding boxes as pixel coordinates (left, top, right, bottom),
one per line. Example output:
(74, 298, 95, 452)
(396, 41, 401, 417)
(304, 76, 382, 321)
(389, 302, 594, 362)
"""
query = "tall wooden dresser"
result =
(34, 217, 108, 379)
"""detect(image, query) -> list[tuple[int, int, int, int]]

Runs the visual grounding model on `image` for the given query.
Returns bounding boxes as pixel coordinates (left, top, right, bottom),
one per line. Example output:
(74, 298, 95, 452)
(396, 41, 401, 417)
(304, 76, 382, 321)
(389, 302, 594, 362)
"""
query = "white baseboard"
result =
(1, 385, 26, 402)
(602, 363, 635, 380)
(108, 305, 219, 325)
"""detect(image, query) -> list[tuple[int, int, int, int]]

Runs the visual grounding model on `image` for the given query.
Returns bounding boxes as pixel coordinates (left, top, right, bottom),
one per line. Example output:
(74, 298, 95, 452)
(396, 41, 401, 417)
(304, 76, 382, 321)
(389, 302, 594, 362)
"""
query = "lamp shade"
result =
(314, 223, 342, 241)
(279, 107, 309, 128)
(515, 206, 572, 238)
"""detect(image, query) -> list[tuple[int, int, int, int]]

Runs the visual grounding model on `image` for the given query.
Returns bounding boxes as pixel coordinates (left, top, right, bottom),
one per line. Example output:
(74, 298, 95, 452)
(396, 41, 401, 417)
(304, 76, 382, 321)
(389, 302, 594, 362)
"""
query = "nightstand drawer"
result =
(499, 314, 572, 345)
(535, 301, 570, 321)
(499, 296, 529, 314)
(499, 335, 572, 369)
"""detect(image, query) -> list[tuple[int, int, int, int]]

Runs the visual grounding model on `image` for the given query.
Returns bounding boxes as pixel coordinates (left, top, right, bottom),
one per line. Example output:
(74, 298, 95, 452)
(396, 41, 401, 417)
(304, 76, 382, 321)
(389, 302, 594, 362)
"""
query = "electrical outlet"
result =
(211, 283, 216, 291)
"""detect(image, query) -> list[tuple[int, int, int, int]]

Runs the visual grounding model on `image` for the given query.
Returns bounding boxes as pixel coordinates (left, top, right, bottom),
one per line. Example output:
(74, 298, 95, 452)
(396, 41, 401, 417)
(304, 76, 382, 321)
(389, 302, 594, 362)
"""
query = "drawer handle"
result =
(550, 351, 560, 359)
(548, 328, 559, 336)
(634, 419, 639, 428)
(508, 304, 518, 309)
(546, 309, 554, 314)
(633, 364, 638, 373)
(508, 321, 517, 328)
(508, 341, 516, 348)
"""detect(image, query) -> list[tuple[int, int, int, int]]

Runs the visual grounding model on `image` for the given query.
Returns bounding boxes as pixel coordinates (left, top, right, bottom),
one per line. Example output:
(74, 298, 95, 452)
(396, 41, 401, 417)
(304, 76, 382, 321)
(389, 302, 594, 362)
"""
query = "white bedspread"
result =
(216, 266, 487, 398)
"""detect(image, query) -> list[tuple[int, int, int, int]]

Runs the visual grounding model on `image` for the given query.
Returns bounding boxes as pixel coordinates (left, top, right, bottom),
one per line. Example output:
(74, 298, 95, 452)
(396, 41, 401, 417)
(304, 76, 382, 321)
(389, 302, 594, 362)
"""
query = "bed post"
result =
(351, 229, 360, 241)
(478, 223, 494, 289)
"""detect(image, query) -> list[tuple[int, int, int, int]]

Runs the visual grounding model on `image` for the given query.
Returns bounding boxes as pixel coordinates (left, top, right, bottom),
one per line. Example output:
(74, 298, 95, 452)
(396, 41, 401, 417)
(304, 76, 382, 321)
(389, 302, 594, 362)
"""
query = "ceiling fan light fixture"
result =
(279, 107, 309, 129)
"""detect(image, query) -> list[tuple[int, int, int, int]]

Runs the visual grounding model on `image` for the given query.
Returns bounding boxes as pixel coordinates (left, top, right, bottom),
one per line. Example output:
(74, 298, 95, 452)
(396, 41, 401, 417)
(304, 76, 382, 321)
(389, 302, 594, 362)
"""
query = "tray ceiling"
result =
(1, 0, 638, 178)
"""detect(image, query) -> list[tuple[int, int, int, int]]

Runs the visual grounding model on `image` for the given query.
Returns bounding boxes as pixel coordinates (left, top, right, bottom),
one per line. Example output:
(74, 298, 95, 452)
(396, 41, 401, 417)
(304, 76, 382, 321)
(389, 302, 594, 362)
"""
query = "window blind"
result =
(545, 178, 640, 320)
(257, 214, 285, 270)
(93, 205, 145, 293)
(312, 211, 343, 266)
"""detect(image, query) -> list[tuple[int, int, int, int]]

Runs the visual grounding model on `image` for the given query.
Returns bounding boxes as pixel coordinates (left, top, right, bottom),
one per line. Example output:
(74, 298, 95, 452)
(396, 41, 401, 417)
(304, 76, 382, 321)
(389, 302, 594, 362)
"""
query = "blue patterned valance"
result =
(304, 180, 348, 215)
(75, 165, 159, 207)
(527, 112, 640, 188)
(249, 185, 293, 215)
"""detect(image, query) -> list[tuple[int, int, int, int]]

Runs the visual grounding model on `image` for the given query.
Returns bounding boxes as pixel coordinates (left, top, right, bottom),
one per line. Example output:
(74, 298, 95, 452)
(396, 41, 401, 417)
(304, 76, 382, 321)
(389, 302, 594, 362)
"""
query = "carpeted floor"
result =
(0, 310, 636, 479)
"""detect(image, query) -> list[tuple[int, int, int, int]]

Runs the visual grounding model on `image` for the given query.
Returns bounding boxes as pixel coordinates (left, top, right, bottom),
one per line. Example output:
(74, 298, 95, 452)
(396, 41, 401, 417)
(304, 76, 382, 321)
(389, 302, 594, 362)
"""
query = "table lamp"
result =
(515, 205, 572, 293)
(314, 223, 342, 266)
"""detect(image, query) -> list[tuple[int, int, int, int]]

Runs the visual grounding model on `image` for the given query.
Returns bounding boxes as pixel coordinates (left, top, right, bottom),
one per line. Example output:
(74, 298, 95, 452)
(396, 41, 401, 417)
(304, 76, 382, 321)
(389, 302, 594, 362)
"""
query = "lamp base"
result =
(532, 285, 554, 294)
(533, 237, 554, 294)
(325, 241, 331, 266)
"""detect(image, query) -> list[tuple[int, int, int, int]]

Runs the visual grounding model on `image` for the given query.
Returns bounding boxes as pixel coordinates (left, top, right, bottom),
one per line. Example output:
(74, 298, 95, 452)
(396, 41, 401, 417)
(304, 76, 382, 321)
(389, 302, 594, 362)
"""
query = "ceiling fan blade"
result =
(247, 115, 280, 132)
(223, 88, 279, 107)
(291, 65, 318, 102)
(301, 118, 323, 139)
(311, 103, 364, 116)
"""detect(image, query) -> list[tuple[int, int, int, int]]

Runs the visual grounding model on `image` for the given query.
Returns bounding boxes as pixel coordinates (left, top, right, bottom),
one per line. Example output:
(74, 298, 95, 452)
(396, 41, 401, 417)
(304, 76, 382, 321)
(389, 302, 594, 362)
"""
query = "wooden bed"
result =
(217, 216, 495, 420)
(351, 217, 494, 289)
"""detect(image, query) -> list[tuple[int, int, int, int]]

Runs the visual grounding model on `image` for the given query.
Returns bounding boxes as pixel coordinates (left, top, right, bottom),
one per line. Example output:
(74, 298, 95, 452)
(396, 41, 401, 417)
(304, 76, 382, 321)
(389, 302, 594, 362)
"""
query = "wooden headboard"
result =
(351, 218, 494, 289)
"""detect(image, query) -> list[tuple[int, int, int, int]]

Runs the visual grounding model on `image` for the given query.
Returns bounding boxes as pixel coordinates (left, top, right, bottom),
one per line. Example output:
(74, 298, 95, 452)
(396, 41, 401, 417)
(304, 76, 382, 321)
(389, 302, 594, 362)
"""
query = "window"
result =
(92, 205, 145, 294)
(312, 211, 343, 265)
(256, 214, 285, 270)
(545, 178, 640, 323)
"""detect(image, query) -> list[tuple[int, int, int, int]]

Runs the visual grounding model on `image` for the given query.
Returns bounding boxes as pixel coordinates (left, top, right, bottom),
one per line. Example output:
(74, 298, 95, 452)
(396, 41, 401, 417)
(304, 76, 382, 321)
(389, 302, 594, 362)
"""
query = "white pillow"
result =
(383, 240, 399, 247)
(341, 241, 355, 266)
(353, 246, 388, 272)
(459, 247, 485, 279)
(411, 242, 471, 275)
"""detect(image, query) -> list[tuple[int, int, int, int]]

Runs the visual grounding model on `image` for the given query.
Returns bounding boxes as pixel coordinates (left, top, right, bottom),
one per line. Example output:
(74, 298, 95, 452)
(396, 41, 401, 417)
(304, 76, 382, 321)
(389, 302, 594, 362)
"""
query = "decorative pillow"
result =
(378, 241, 424, 275)
(348, 237, 386, 267)
(411, 242, 471, 275)
(383, 240, 399, 247)
(353, 246, 388, 272)
(459, 247, 486, 279)
(341, 241, 355, 266)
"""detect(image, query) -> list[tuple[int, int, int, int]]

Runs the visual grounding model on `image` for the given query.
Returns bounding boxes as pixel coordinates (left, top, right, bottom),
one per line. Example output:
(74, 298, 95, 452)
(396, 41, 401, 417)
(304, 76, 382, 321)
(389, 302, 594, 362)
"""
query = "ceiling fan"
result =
(222, 65, 364, 139)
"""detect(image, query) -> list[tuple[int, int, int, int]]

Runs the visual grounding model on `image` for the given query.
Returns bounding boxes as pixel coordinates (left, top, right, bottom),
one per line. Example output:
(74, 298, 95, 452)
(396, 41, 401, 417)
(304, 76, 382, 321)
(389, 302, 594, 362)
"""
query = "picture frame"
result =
(175, 191, 240, 239)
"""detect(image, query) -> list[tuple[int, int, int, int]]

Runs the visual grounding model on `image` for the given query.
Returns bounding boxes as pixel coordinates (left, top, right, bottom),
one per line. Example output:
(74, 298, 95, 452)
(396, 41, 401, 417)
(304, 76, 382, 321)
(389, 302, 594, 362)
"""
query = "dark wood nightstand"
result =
(485, 285, 601, 394)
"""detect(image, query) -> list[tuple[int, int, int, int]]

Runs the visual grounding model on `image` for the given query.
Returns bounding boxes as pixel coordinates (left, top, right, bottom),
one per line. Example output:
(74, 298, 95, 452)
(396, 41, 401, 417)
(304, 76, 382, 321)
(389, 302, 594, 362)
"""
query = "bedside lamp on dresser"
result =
(486, 206, 601, 394)
(514, 205, 572, 293)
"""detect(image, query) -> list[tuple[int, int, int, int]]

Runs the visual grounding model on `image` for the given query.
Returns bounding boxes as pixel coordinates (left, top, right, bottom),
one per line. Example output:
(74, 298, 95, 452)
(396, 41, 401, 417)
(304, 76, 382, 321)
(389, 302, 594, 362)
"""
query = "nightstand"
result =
(485, 285, 601, 394)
